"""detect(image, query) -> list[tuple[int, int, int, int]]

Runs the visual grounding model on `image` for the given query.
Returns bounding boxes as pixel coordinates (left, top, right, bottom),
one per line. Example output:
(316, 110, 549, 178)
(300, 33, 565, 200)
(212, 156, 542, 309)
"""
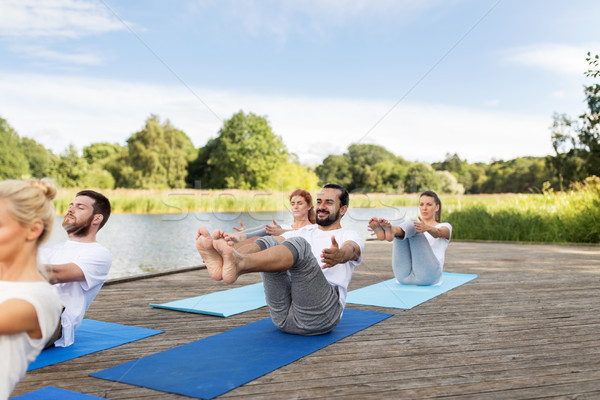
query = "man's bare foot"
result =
(379, 219, 394, 241)
(195, 227, 223, 281)
(368, 217, 386, 240)
(213, 239, 242, 284)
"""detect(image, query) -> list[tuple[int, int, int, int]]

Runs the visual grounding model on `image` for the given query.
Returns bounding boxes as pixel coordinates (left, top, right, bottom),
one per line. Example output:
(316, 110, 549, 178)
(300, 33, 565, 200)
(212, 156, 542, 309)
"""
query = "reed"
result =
(52, 179, 600, 243)
(53, 189, 300, 215)
(447, 177, 600, 243)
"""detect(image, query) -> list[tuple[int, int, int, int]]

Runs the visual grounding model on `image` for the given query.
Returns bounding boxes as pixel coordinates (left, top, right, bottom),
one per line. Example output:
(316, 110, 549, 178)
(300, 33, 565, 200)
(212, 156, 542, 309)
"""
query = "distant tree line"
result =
(547, 52, 600, 190)
(1, 53, 598, 194)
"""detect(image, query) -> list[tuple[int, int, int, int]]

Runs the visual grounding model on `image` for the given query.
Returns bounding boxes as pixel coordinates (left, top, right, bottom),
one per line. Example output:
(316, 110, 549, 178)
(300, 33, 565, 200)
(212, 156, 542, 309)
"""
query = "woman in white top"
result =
(369, 191, 452, 286)
(230, 189, 316, 241)
(0, 179, 62, 399)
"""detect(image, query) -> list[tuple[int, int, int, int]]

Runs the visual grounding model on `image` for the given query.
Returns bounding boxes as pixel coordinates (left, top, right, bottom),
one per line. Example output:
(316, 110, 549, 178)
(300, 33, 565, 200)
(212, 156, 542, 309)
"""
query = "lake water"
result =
(45, 206, 418, 279)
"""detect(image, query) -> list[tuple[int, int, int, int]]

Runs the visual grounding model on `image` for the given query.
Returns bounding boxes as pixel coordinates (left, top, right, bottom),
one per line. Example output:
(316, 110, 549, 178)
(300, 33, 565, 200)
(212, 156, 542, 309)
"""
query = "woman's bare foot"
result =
(195, 227, 223, 281)
(368, 217, 386, 240)
(224, 231, 246, 244)
(378, 219, 394, 241)
(213, 238, 242, 284)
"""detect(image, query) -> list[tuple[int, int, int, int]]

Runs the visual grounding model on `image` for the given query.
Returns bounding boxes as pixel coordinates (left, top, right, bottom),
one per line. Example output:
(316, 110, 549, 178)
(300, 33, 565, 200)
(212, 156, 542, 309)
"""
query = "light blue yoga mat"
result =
(28, 319, 162, 371)
(346, 272, 477, 309)
(91, 309, 392, 399)
(150, 282, 267, 317)
(11, 386, 105, 400)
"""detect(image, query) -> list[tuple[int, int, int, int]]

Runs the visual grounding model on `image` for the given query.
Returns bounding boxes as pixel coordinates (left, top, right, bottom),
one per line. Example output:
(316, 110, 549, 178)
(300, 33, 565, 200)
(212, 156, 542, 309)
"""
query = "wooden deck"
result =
(13, 240, 600, 399)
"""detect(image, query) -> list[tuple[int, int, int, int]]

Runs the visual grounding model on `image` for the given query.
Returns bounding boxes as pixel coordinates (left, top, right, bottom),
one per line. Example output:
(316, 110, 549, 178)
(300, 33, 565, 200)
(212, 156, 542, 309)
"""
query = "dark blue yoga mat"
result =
(11, 386, 105, 399)
(28, 319, 162, 370)
(91, 309, 392, 399)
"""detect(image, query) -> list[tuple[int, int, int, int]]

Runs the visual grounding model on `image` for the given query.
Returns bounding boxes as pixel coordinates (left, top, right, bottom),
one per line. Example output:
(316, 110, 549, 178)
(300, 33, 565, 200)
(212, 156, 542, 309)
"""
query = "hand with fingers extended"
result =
(413, 216, 434, 233)
(320, 236, 345, 269)
(232, 221, 246, 232)
(265, 219, 286, 236)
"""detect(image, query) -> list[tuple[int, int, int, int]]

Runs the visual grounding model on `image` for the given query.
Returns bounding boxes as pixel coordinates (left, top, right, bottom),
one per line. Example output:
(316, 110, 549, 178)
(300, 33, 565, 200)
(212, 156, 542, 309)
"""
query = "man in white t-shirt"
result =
(40, 190, 112, 347)
(196, 184, 363, 335)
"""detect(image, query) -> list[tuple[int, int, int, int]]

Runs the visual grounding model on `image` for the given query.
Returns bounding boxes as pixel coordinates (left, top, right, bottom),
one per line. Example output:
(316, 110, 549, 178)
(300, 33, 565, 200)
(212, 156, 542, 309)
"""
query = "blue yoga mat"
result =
(150, 282, 267, 317)
(28, 319, 162, 371)
(91, 309, 392, 399)
(11, 386, 105, 400)
(346, 272, 477, 309)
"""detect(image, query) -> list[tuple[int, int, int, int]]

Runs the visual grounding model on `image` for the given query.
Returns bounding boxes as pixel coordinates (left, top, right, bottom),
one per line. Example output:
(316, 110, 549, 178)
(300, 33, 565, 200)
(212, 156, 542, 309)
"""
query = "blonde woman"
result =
(0, 179, 62, 399)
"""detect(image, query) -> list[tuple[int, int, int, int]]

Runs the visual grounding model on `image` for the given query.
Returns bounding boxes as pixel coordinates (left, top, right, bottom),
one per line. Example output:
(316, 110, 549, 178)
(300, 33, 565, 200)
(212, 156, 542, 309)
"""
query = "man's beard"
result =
(316, 209, 340, 227)
(62, 213, 94, 237)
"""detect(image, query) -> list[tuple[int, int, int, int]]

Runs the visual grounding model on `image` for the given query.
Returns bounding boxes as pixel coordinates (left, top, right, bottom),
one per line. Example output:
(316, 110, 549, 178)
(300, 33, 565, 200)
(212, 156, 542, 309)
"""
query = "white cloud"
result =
(0, 71, 553, 165)
(503, 43, 596, 76)
(0, 0, 126, 38)
(483, 99, 500, 107)
(207, 0, 444, 41)
(9, 44, 104, 65)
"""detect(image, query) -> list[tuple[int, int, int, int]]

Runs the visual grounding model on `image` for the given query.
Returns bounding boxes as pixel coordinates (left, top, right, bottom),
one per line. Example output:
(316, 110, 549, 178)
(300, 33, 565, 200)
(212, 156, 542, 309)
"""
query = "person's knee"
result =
(284, 237, 311, 258)
(256, 235, 281, 250)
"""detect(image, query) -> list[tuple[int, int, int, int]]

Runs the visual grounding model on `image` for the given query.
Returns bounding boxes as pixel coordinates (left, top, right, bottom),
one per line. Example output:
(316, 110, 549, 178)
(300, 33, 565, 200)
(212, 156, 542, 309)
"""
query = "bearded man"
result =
(196, 184, 363, 336)
(40, 190, 112, 347)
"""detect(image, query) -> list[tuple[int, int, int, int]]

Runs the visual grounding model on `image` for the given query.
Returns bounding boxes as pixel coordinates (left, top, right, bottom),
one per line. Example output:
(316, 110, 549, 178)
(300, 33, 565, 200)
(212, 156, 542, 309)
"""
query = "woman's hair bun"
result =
(28, 178, 57, 201)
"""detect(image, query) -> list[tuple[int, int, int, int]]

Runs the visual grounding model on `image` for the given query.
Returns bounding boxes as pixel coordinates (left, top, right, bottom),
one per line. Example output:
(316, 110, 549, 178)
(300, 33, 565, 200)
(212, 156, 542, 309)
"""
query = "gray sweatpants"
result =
(256, 236, 343, 335)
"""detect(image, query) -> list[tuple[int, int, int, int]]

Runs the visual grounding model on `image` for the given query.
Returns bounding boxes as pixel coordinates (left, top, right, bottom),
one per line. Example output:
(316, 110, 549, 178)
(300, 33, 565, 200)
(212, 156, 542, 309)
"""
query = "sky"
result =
(0, 0, 599, 166)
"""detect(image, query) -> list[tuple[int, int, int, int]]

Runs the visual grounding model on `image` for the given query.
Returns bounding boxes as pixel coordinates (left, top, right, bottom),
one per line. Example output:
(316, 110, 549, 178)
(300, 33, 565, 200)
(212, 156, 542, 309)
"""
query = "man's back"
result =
(40, 240, 111, 347)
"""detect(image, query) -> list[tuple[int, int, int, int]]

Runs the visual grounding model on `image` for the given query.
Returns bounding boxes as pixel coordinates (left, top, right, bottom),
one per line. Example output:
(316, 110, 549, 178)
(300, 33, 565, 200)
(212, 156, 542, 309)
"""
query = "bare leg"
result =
(368, 217, 386, 240)
(195, 226, 223, 281)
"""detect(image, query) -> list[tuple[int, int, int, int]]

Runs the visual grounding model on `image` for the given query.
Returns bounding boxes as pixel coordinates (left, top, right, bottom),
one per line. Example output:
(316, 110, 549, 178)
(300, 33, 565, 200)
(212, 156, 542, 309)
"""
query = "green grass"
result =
(53, 178, 600, 244)
(446, 177, 600, 243)
(53, 189, 299, 215)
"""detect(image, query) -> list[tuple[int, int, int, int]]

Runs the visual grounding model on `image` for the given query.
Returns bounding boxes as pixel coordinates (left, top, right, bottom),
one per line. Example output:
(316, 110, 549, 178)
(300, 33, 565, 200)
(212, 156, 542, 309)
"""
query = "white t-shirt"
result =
(0, 280, 61, 399)
(280, 223, 317, 231)
(424, 222, 453, 268)
(282, 225, 364, 308)
(39, 240, 112, 347)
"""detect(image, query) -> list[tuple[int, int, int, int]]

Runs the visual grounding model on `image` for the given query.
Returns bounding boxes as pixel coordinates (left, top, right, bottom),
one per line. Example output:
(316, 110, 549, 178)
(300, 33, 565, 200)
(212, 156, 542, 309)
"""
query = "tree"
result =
(547, 113, 587, 190)
(547, 52, 600, 185)
(273, 162, 320, 191)
(437, 170, 464, 194)
(127, 115, 196, 189)
(20, 137, 55, 179)
(345, 144, 402, 192)
(83, 142, 124, 166)
(315, 144, 407, 192)
(82, 142, 126, 188)
(315, 154, 353, 189)
(52, 145, 89, 188)
(432, 153, 467, 175)
(404, 162, 440, 193)
(579, 52, 600, 175)
(189, 111, 288, 189)
(0, 116, 29, 179)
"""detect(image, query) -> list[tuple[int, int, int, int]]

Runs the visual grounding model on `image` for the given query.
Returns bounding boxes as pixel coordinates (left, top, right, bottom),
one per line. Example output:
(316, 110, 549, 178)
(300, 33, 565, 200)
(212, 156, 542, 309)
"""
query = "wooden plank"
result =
(11, 241, 600, 399)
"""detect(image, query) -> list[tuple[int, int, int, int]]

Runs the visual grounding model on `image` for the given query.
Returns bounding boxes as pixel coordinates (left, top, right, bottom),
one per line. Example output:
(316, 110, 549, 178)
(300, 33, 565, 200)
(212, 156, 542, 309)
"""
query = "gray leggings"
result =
(256, 236, 343, 335)
(242, 225, 268, 238)
(392, 220, 442, 286)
